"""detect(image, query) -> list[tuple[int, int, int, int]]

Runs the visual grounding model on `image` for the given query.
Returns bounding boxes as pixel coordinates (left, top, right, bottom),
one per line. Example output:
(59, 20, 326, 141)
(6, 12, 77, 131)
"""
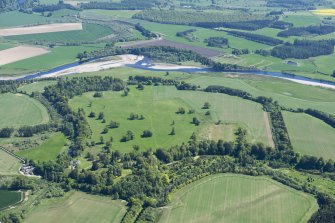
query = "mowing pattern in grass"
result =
(0, 190, 22, 210)
(153, 86, 270, 145)
(0, 93, 49, 128)
(159, 174, 317, 223)
(283, 112, 335, 160)
(69, 86, 199, 153)
(24, 192, 126, 223)
(16, 133, 67, 162)
(0, 149, 21, 175)
(18, 81, 57, 94)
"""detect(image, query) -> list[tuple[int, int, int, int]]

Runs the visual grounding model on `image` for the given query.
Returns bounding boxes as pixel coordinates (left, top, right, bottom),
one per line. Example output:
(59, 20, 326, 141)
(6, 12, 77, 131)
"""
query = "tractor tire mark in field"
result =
(263, 112, 275, 147)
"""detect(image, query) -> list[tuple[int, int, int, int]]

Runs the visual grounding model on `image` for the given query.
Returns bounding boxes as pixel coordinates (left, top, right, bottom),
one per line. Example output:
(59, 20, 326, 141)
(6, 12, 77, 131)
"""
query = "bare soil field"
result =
(0, 23, 82, 36)
(0, 46, 49, 66)
(121, 38, 223, 57)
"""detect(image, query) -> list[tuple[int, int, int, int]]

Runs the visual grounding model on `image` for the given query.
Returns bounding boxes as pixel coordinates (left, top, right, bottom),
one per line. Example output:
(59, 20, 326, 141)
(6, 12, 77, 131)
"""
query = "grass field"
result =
(18, 81, 57, 94)
(0, 11, 58, 28)
(159, 174, 317, 223)
(6, 23, 112, 43)
(0, 190, 22, 210)
(16, 133, 67, 162)
(0, 93, 49, 128)
(0, 44, 104, 76)
(283, 112, 335, 160)
(24, 191, 126, 223)
(0, 149, 21, 175)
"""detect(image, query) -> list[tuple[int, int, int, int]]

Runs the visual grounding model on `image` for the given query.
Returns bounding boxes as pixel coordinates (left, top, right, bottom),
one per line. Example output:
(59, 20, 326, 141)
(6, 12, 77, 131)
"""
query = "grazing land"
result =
(0, 11, 57, 28)
(0, 23, 82, 36)
(158, 174, 317, 223)
(0, 190, 22, 210)
(0, 149, 21, 175)
(283, 112, 335, 160)
(16, 133, 67, 162)
(0, 46, 50, 66)
(24, 191, 126, 223)
(0, 93, 49, 128)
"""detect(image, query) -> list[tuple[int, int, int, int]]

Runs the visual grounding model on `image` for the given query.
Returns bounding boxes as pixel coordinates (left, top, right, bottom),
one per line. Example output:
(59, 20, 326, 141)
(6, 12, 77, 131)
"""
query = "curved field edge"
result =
(23, 191, 127, 223)
(0, 190, 23, 211)
(0, 93, 50, 128)
(158, 174, 318, 223)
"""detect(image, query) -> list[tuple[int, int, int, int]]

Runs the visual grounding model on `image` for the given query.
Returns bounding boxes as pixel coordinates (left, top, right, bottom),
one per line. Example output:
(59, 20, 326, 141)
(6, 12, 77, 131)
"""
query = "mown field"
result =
(158, 174, 318, 223)
(0, 93, 49, 128)
(24, 191, 126, 223)
(0, 190, 22, 210)
(16, 133, 67, 162)
(0, 149, 21, 175)
(283, 112, 335, 160)
(69, 85, 271, 153)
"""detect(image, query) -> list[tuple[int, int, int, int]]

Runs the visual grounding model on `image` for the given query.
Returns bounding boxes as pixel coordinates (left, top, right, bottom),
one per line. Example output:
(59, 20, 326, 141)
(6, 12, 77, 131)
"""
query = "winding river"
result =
(18, 56, 335, 89)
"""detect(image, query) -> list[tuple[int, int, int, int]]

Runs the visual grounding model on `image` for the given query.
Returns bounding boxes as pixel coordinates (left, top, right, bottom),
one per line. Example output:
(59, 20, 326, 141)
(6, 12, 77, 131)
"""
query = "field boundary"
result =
(0, 146, 25, 163)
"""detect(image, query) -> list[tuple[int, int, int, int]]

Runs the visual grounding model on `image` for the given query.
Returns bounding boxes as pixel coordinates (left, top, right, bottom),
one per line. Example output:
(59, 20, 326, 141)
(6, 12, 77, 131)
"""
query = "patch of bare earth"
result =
(0, 23, 82, 36)
(0, 46, 50, 66)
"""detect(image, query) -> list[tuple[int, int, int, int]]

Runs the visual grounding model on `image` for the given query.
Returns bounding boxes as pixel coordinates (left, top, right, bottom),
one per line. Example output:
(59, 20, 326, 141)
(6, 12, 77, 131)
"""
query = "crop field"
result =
(69, 86, 200, 153)
(312, 9, 335, 16)
(0, 46, 50, 66)
(283, 112, 335, 160)
(158, 174, 317, 223)
(0, 190, 22, 210)
(154, 86, 272, 146)
(0, 44, 104, 76)
(0, 23, 82, 36)
(0, 93, 49, 128)
(18, 81, 57, 94)
(16, 133, 67, 162)
(6, 23, 112, 44)
(24, 191, 126, 223)
(0, 149, 21, 175)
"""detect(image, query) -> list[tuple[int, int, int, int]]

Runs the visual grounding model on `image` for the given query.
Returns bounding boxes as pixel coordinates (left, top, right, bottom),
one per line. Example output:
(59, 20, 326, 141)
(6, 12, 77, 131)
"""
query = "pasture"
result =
(16, 133, 67, 162)
(0, 93, 49, 128)
(24, 191, 126, 223)
(158, 174, 317, 223)
(0, 149, 21, 175)
(0, 46, 50, 66)
(283, 112, 335, 160)
(0, 23, 82, 37)
(0, 190, 22, 210)
(0, 11, 57, 28)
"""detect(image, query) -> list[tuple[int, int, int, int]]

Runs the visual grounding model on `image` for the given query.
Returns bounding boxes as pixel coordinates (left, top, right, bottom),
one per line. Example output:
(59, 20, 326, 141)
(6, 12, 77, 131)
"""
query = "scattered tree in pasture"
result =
(142, 130, 153, 138)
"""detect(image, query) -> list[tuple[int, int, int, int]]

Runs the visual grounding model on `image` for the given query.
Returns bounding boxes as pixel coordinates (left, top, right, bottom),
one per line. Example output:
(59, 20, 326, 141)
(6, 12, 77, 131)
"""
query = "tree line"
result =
(225, 30, 283, 46)
(278, 25, 335, 37)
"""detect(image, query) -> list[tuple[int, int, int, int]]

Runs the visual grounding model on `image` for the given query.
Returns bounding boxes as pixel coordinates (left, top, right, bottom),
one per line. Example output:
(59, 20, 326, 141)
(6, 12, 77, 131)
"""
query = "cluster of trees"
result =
(204, 37, 229, 48)
(271, 39, 335, 59)
(176, 29, 198, 42)
(121, 131, 135, 142)
(305, 109, 335, 128)
(128, 113, 144, 120)
(80, 0, 156, 10)
(0, 0, 34, 12)
(232, 48, 249, 55)
(278, 25, 335, 37)
(226, 30, 283, 46)
(266, 0, 319, 10)
(17, 124, 52, 137)
(0, 127, 14, 138)
(269, 21, 293, 30)
(133, 10, 273, 30)
(134, 23, 158, 39)
(32, 3, 75, 13)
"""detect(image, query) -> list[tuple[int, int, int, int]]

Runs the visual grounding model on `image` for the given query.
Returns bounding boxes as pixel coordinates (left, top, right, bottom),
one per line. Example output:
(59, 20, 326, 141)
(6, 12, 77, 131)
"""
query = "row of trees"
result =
(226, 30, 283, 46)
(204, 37, 229, 48)
(278, 25, 335, 37)
(80, 0, 156, 10)
(176, 29, 198, 42)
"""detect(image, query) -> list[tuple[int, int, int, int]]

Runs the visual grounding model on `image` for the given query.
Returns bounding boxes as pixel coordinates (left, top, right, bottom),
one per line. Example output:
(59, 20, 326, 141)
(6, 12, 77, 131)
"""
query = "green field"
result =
(24, 191, 126, 223)
(69, 85, 271, 152)
(0, 44, 104, 76)
(16, 133, 67, 162)
(0, 190, 22, 210)
(18, 81, 57, 94)
(0, 11, 57, 28)
(283, 112, 335, 160)
(0, 149, 21, 175)
(0, 93, 49, 128)
(159, 174, 318, 223)
(6, 23, 114, 43)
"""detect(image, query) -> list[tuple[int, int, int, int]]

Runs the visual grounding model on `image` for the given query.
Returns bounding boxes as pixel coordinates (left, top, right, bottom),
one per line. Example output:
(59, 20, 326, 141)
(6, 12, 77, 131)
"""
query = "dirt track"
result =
(0, 46, 49, 66)
(0, 23, 83, 36)
(263, 112, 275, 148)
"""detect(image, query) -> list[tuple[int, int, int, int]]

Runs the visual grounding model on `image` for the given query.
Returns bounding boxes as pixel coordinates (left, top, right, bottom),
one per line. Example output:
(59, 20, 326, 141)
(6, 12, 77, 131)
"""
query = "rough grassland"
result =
(0, 190, 22, 210)
(24, 191, 126, 223)
(18, 81, 57, 94)
(0, 46, 50, 66)
(154, 86, 271, 145)
(0, 149, 21, 175)
(69, 86, 199, 153)
(0, 94, 49, 128)
(283, 112, 335, 160)
(16, 133, 67, 162)
(158, 174, 318, 223)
